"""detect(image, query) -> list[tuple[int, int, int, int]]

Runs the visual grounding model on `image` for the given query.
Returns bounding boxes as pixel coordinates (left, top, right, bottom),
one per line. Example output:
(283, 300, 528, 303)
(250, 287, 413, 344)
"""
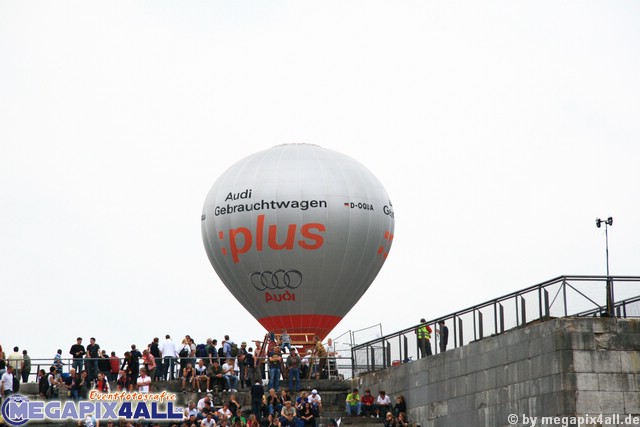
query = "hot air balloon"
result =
(201, 143, 394, 341)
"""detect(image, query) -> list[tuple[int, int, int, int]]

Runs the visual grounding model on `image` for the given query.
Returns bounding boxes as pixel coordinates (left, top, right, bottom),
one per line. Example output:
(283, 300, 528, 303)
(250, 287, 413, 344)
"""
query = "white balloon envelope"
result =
(201, 144, 394, 340)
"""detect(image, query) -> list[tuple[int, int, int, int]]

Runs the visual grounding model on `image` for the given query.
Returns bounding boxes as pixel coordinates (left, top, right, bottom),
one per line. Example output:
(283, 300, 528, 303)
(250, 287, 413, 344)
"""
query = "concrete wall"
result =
(353, 317, 640, 427)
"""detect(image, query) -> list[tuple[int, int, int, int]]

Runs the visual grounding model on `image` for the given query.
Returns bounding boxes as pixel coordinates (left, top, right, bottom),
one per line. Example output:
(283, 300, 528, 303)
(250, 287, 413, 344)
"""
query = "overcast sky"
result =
(1, 1, 639, 361)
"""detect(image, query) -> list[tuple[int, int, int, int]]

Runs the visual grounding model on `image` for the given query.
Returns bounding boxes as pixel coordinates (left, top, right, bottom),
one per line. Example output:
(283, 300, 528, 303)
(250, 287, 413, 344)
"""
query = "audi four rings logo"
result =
(250, 269, 303, 290)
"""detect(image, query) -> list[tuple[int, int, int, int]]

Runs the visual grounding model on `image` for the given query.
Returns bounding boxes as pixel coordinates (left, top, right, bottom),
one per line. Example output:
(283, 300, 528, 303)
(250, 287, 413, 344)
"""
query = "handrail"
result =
(351, 275, 640, 378)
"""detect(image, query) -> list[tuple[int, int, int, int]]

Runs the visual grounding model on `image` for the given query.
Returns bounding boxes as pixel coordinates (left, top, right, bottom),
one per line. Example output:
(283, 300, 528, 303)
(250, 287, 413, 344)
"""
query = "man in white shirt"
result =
(201, 413, 216, 427)
(184, 401, 199, 422)
(7, 347, 23, 382)
(375, 390, 391, 418)
(195, 359, 210, 393)
(197, 394, 213, 412)
(159, 335, 178, 380)
(0, 366, 15, 397)
(136, 368, 151, 393)
(222, 359, 239, 392)
(301, 350, 313, 380)
(308, 389, 322, 415)
(217, 403, 233, 420)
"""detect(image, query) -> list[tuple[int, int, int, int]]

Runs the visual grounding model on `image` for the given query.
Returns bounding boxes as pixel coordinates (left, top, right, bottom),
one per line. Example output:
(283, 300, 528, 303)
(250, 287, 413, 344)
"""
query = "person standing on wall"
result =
(70, 338, 86, 372)
(21, 350, 32, 383)
(86, 338, 100, 382)
(416, 318, 432, 358)
(436, 320, 449, 352)
(312, 336, 327, 379)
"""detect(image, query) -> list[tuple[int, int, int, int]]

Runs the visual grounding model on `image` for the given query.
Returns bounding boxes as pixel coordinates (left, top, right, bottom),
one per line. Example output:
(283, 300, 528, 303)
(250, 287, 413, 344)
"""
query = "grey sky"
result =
(1, 1, 639, 360)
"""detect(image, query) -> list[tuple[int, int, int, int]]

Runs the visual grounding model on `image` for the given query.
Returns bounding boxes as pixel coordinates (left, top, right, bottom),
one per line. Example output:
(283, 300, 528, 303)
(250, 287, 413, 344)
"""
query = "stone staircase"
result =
(1, 378, 383, 427)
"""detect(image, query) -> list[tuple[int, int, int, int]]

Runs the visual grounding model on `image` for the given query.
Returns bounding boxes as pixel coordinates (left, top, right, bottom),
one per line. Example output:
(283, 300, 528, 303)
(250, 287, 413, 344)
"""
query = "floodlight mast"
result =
(596, 217, 614, 316)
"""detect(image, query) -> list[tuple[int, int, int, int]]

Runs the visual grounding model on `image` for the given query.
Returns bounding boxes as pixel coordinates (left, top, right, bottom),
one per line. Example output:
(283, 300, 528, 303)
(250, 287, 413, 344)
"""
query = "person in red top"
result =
(142, 350, 157, 380)
(94, 372, 110, 392)
(116, 369, 131, 391)
(360, 389, 375, 417)
(109, 352, 120, 381)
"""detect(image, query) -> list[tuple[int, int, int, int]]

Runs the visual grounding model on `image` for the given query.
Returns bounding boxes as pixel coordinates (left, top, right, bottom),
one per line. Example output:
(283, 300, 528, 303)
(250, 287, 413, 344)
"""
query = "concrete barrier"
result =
(353, 317, 640, 427)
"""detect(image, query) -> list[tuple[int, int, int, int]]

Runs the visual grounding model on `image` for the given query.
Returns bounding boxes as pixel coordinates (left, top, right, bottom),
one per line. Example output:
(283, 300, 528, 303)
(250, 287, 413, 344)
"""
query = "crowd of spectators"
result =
(345, 388, 408, 422)
(0, 345, 31, 397)
(1, 332, 338, 390)
(1, 333, 333, 398)
(1, 335, 409, 427)
(182, 386, 325, 427)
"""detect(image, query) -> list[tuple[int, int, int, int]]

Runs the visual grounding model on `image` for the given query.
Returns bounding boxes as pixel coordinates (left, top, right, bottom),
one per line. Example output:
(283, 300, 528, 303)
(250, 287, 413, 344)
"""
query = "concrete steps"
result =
(3, 378, 354, 426)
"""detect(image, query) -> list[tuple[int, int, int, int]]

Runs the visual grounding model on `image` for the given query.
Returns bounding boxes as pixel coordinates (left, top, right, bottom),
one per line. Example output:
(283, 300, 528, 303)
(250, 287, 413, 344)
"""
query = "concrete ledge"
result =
(354, 317, 640, 427)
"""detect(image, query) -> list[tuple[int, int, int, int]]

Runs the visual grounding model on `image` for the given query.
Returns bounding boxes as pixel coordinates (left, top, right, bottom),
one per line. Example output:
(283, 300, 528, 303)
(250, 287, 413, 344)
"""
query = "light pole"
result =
(596, 217, 614, 316)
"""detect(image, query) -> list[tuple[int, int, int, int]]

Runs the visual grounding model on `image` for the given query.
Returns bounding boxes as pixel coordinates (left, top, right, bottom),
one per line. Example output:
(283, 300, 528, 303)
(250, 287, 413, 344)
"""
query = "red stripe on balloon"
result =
(258, 314, 342, 342)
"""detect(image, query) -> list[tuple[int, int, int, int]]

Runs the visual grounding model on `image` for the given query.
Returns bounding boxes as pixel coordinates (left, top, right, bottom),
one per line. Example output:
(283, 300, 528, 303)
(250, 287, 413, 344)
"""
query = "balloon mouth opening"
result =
(258, 314, 342, 343)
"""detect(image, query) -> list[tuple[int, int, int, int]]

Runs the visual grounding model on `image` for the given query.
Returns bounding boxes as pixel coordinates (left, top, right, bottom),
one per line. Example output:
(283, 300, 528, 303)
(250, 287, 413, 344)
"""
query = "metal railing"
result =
(576, 294, 640, 318)
(351, 275, 640, 377)
(11, 355, 253, 383)
(9, 276, 639, 383)
(14, 353, 355, 384)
